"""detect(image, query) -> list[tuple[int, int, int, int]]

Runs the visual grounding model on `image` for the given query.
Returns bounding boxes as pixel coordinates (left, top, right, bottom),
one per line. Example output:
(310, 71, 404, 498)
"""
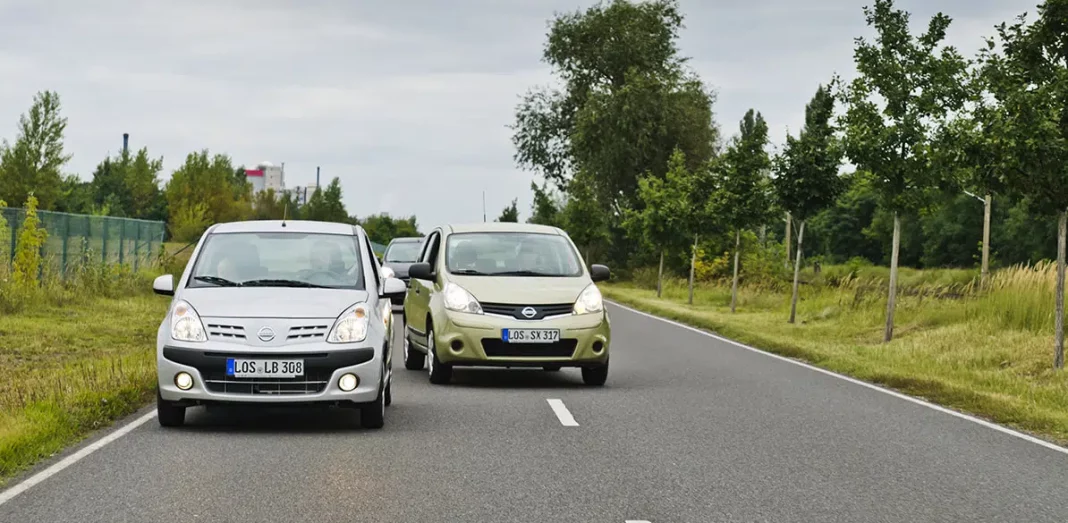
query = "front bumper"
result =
(157, 344, 383, 406)
(432, 309, 610, 367)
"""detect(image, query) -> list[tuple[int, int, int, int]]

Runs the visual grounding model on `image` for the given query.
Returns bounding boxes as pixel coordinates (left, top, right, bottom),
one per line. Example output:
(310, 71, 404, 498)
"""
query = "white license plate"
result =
(502, 328, 560, 343)
(226, 359, 304, 378)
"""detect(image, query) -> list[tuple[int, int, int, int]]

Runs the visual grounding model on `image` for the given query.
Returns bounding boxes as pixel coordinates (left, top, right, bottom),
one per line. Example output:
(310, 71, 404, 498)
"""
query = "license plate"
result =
(226, 359, 304, 378)
(502, 328, 560, 343)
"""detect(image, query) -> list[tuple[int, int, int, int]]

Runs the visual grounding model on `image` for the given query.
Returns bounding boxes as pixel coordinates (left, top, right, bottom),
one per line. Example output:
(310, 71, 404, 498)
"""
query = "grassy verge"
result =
(603, 263, 1068, 446)
(0, 293, 168, 486)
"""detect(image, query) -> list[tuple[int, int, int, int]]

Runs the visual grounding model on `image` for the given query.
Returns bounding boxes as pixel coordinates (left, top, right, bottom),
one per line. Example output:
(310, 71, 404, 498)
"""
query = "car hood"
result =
(384, 262, 414, 277)
(448, 275, 589, 304)
(180, 287, 367, 319)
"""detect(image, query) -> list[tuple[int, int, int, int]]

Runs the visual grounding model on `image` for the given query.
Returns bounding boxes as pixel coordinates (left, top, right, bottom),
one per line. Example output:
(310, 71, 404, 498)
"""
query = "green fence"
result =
(0, 207, 167, 276)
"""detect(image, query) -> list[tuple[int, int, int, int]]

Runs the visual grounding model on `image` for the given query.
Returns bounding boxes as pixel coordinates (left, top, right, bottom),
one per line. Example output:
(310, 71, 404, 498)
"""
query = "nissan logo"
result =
(521, 306, 537, 318)
(257, 327, 276, 342)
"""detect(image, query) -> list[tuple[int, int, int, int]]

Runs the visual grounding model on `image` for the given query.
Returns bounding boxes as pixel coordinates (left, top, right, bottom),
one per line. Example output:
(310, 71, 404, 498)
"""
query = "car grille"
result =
(480, 302, 574, 320)
(202, 371, 331, 395)
(207, 323, 246, 340)
(481, 338, 577, 358)
(287, 324, 329, 341)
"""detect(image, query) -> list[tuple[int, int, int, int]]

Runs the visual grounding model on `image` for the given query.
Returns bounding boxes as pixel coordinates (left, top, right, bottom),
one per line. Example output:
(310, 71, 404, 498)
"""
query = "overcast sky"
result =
(0, 0, 1040, 230)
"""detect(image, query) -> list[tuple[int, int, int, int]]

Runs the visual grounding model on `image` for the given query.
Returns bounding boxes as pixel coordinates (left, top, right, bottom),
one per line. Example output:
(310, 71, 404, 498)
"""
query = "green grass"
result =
(0, 286, 169, 486)
(603, 263, 1068, 446)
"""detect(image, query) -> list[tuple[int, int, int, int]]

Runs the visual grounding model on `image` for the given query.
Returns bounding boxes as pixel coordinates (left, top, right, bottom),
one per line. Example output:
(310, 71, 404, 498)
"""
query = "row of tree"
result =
(509, 0, 1068, 367)
(0, 93, 422, 245)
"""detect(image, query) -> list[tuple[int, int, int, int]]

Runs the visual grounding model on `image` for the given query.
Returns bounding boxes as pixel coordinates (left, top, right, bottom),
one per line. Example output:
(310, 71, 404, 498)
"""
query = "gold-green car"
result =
(401, 223, 611, 385)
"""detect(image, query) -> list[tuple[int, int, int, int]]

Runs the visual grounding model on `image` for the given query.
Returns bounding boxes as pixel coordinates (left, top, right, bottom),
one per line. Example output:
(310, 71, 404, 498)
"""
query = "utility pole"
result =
(316, 166, 320, 195)
(482, 191, 486, 222)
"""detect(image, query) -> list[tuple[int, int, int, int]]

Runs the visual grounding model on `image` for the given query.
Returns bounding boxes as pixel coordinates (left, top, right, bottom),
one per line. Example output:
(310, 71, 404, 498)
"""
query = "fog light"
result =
(174, 372, 194, 390)
(338, 373, 359, 392)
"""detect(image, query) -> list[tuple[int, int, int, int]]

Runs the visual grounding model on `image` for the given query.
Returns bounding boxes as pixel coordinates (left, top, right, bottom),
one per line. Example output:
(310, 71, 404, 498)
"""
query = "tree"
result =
(303, 177, 349, 223)
(982, 0, 1068, 368)
(773, 85, 845, 323)
(711, 109, 772, 312)
(0, 91, 71, 210)
(90, 147, 166, 220)
(559, 170, 610, 263)
(165, 150, 251, 241)
(358, 214, 421, 244)
(496, 199, 519, 222)
(624, 148, 694, 298)
(836, 0, 968, 342)
(510, 0, 718, 235)
(528, 181, 563, 226)
(12, 194, 47, 287)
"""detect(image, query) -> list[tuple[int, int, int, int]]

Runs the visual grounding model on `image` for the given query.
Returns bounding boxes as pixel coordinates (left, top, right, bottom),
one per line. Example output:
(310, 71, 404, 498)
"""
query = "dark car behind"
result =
(381, 237, 425, 307)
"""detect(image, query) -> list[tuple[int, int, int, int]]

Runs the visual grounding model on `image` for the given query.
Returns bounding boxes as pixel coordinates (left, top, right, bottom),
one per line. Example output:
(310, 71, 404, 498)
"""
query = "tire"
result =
(384, 370, 393, 407)
(156, 389, 186, 427)
(426, 325, 452, 385)
(543, 365, 562, 372)
(403, 333, 424, 370)
(361, 377, 386, 429)
(581, 358, 608, 386)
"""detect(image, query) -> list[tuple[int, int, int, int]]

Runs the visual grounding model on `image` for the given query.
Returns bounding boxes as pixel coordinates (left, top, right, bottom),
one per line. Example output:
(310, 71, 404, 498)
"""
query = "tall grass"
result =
(971, 261, 1060, 332)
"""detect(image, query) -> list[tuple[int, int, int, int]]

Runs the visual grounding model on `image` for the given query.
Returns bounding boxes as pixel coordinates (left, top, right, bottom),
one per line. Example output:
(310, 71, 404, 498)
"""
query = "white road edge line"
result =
(547, 398, 579, 426)
(607, 300, 1068, 457)
(0, 410, 156, 506)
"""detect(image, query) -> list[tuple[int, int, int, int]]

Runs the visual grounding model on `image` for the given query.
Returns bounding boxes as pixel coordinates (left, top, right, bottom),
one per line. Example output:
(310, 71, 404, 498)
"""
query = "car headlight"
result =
(381, 266, 395, 279)
(573, 284, 604, 315)
(443, 282, 482, 314)
(327, 303, 370, 343)
(171, 300, 207, 342)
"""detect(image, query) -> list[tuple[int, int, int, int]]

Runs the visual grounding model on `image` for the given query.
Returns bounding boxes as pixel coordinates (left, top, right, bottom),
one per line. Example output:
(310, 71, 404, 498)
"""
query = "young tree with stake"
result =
(712, 109, 772, 313)
(773, 85, 845, 324)
(836, 0, 968, 342)
(624, 148, 692, 298)
(981, 0, 1068, 368)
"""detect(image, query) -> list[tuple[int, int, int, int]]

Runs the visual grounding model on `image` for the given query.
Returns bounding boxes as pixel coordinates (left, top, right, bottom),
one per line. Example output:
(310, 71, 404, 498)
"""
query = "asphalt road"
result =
(2, 302, 1068, 522)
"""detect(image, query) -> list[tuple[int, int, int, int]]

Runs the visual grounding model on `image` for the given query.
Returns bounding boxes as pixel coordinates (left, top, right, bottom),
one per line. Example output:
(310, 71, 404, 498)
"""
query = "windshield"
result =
(444, 232, 582, 277)
(384, 240, 423, 262)
(188, 232, 364, 289)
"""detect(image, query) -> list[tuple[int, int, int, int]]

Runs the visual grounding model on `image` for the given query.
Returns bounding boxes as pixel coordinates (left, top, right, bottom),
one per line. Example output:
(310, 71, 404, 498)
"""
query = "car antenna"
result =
(282, 203, 288, 227)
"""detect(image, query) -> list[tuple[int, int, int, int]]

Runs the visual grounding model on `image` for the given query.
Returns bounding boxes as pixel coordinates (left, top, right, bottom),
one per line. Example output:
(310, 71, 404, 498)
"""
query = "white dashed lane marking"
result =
(546, 398, 579, 426)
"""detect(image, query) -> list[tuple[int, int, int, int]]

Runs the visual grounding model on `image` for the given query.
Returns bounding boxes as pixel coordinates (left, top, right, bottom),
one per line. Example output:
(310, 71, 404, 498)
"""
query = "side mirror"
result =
(589, 264, 610, 283)
(381, 277, 407, 299)
(408, 262, 433, 281)
(153, 274, 175, 296)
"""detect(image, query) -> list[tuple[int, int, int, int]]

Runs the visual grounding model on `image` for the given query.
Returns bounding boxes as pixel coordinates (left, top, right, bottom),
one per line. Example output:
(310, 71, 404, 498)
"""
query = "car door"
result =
(405, 230, 440, 347)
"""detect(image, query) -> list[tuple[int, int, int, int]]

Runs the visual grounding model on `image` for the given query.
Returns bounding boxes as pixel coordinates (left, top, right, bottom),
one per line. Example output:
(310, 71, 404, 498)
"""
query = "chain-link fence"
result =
(0, 207, 167, 276)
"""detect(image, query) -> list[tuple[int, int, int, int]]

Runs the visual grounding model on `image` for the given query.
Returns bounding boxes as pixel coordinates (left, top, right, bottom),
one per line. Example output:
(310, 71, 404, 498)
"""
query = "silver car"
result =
(151, 220, 406, 429)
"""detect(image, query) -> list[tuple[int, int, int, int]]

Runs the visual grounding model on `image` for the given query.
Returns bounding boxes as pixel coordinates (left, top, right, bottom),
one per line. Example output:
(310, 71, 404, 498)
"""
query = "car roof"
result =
(444, 222, 563, 235)
(209, 220, 358, 235)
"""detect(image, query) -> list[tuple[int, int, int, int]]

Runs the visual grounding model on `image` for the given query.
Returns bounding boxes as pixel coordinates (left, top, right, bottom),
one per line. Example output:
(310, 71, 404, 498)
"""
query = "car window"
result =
(421, 232, 440, 265)
(188, 232, 364, 289)
(444, 232, 582, 277)
(364, 235, 380, 289)
(384, 240, 423, 262)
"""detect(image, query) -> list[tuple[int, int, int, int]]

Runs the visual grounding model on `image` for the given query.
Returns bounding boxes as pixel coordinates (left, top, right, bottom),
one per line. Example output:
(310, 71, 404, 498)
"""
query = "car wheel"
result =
(543, 365, 562, 372)
(403, 333, 424, 370)
(581, 358, 608, 386)
(156, 388, 186, 428)
(384, 370, 393, 407)
(426, 325, 452, 385)
(361, 378, 386, 429)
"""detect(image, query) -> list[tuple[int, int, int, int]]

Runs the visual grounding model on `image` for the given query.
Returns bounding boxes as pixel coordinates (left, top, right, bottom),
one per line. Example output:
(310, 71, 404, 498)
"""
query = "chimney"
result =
(122, 133, 129, 154)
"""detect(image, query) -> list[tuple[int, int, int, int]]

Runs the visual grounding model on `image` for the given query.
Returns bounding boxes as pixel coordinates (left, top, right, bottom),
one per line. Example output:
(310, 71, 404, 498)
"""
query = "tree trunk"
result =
(981, 194, 991, 288)
(884, 212, 901, 343)
(760, 225, 767, 248)
(784, 212, 792, 269)
(789, 220, 806, 324)
(730, 229, 741, 313)
(1055, 210, 1066, 369)
(688, 234, 698, 305)
(656, 250, 664, 298)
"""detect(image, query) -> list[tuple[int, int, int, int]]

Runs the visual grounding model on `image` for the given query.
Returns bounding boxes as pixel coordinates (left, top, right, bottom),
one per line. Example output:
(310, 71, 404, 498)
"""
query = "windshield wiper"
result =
(193, 276, 241, 287)
(240, 279, 330, 289)
(488, 270, 561, 277)
(450, 268, 488, 275)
